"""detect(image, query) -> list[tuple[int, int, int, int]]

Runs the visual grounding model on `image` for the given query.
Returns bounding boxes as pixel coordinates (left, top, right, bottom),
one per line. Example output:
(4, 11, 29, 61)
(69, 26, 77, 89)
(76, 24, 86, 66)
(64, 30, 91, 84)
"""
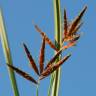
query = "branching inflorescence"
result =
(7, 6, 87, 86)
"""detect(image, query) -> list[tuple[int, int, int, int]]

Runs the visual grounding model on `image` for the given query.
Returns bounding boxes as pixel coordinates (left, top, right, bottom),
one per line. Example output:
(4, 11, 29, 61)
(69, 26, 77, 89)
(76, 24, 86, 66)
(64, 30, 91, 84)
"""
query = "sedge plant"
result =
(0, 0, 87, 96)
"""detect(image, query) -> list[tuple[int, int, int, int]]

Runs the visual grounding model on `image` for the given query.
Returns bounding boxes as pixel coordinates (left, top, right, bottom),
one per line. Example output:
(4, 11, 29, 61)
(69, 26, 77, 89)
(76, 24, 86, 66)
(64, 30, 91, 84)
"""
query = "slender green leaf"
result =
(0, 9, 19, 96)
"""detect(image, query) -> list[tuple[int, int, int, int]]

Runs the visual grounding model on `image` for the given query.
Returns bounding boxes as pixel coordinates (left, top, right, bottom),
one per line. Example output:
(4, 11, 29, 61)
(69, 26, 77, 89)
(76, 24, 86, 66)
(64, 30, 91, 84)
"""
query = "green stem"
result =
(51, 0, 62, 96)
(0, 9, 19, 96)
(48, 74, 55, 96)
(36, 84, 39, 96)
(36, 80, 40, 96)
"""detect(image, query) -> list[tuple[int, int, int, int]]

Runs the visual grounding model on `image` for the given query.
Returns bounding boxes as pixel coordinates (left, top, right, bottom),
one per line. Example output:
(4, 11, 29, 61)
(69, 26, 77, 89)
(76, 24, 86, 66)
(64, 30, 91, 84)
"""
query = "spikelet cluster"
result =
(8, 6, 87, 84)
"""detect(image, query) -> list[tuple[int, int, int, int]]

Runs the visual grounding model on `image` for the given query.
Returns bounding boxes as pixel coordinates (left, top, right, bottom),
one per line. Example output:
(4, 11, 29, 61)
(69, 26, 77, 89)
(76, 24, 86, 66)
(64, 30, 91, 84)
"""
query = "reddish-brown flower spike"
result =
(68, 6, 87, 36)
(45, 48, 62, 69)
(62, 9, 68, 42)
(7, 64, 38, 84)
(71, 35, 80, 42)
(63, 41, 76, 49)
(39, 54, 71, 80)
(34, 25, 45, 37)
(23, 43, 39, 76)
(64, 8, 68, 37)
(34, 25, 58, 51)
(71, 22, 83, 35)
(39, 37, 45, 74)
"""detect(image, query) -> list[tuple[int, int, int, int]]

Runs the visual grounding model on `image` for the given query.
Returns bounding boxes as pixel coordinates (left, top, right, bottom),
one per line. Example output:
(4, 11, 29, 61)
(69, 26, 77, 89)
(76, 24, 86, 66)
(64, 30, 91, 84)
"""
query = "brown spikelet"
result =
(71, 22, 83, 35)
(7, 64, 38, 84)
(39, 54, 71, 80)
(34, 25, 45, 37)
(45, 36, 58, 51)
(63, 41, 76, 48)
(64, 9, 68, 37)
(45, 48, 62, 69)
(23, 43, 39, 75)
(71, 35, 80, 42)
(68, 6, 87, 36)
(45, 41, 75, 69)
(62, 9, 68, 42)
(34, 25, 58, 51)
(63, 36, 73, 42)
(39, 37, 45, 74)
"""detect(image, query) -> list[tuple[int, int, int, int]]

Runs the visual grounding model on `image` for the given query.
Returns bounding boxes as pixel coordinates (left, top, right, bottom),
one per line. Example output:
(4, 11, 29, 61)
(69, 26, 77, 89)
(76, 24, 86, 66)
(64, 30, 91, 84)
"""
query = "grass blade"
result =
(0, 9, 19, 96)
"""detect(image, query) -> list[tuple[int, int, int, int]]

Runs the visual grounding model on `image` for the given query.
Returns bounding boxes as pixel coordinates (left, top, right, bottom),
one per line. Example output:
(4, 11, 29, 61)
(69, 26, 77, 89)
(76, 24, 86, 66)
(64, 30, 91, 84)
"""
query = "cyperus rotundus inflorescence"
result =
(7, 6, 87, 85)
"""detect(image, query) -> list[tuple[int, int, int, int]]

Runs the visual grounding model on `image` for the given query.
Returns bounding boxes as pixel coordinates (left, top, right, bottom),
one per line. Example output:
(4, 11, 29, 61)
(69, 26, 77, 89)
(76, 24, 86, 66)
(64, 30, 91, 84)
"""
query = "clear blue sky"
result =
(0, 0, 96, 96)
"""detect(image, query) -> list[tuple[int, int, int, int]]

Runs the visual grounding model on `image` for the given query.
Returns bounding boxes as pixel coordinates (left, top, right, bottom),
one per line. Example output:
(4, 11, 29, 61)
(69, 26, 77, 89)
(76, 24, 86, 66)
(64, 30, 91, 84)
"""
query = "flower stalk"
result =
(51, 0, 62, 96)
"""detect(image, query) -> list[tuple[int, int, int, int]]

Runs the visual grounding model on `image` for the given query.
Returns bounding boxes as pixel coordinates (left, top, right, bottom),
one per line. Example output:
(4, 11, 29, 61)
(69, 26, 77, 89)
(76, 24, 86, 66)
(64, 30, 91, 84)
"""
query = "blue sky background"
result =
(0, 0, 96, 96)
